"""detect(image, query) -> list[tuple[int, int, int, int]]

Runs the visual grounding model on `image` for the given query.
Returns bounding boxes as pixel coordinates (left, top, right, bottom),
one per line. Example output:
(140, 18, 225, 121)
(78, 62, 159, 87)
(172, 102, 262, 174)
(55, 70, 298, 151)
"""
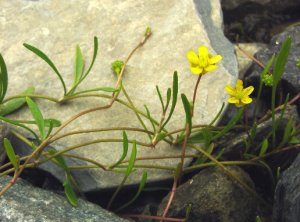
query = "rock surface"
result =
(273, 153, 300, 222)
(245, 26, 300, 99)
(157, 166, 257, 222)
(0, 122, 10, 165)
(0, 0, 237, 190)
(0, 175, 131, 222)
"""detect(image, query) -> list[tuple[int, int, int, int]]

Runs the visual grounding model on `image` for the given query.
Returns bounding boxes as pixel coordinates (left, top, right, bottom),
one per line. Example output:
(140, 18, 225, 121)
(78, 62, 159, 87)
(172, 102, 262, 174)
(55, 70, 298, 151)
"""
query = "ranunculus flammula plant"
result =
(225, 79, 254, 107)
(187, 46, 222, 75)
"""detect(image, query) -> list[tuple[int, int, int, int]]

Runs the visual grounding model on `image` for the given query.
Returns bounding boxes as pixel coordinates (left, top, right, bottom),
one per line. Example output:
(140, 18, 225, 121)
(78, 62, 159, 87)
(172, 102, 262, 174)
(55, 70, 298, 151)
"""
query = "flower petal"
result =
(198, 46, 208, 57)
(243, 86, 254, 96)
(242, 97, 252, 104)
(187, 51, 199, 65)
(191, 66, 202, 74)
(209, 55, 222, 64)
(225, 85, 236, 96)
(204, 65, 218, 72)
(228, 97, 239, 104)
(236, 80, 243, 91)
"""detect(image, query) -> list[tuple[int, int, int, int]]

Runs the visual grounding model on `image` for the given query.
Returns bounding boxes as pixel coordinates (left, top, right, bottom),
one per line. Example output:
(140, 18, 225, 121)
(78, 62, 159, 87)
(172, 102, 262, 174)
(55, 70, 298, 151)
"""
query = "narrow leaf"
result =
(156, 85, 165, 112)
(0, 116, 39, 141)
(3, 138, 19, 169)
(63, 176, 78, 207)
(162, 71, 178, 128)
(23, 43, 67, 94)
(74, 45, 84, 84)
(116, 171, 148, 212)
(125, 141, 137, 177)
(196, 143, 214, 164)
(109, 131, 129, 169)
(0, 87, 35, 116)
(26, 97, 45, 140)
(212, 107, 244, 141)
(259, 139, 269, 157)
(83, 36, 98, 79)
(144, 105, 156, 132)
(48, 149, 69, 171)
(0, 53, 8, 102)
(273, 37, 292, 86)
(181, 93, 192, 133)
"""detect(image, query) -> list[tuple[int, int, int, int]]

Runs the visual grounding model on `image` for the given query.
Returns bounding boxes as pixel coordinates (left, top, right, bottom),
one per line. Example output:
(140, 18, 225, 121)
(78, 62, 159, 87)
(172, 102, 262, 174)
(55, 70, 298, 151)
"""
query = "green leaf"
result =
(259, 139, 269, 157)
(3, 138, 19, 170)
(48, 149, 69, 171)
(156, 85, 165, 112)
(165, 88, 171, 112)
(154, 132, 167, 142)
(289, 136, 299, 144)
(144, 105, 156, 132)
(26, 97, 45, 140)
(74, 45, 84, 84)
(196, 143, 214, 164)
(0, 116, 39, 141)
(181, 93, 192, 133)
(273, 37, 292, 86)
(63, 176, 78, 207)
(44, 118, 61, 127)
(279, 118, 294, 147)
(109, 131, 129, 169)
(125, 141, 137, 177)
(162, 71, 178, 128)
(83, 36, 98, 79)
(212, 107, 244, 141)
(74, 87, 118, 96)
(116, 171, 147, 212)
(0, 53, 8, 103)
(0, 87, 35, 116)
(23, 43, 67, 95)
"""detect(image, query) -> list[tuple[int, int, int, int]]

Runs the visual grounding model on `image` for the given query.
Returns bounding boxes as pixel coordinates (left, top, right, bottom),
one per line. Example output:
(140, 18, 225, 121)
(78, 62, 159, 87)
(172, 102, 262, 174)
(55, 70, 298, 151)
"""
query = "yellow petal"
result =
(198, 46, 208, 57)
(228, 97, 239, 104)
(236, 80, 243, 91)
(209, 55, 222, 64)
(187, 51, 199, 65)
(225, 85, 236, 96)
(191, 66, 203, 74)
(243, 86, 254, 96)
(204, 65, 217, 72)
(242, 97, 252, 104)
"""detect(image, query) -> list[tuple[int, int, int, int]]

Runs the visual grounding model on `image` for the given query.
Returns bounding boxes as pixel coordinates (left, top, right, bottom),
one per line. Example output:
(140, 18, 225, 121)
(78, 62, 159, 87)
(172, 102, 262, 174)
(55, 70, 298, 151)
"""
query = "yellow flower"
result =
(225, 80, 254, 107)
(187, 46, 222, 75)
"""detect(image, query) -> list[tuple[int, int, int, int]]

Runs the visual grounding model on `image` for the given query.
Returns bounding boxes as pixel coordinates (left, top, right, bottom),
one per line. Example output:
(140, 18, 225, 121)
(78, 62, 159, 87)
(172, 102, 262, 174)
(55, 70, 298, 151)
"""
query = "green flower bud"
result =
(297, 58, 300, 69)
(111, 60, 124, 75)
(144, 26, 152, 37)
(261, 73, 274, 87)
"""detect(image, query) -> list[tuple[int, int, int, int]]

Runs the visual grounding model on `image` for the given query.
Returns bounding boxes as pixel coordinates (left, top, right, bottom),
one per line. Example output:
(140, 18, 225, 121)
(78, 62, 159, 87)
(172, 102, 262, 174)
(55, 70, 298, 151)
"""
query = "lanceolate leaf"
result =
(74, 45, 84, 85)
(273, 37, 292, 86)
(162, 71, 178, 128)
(82, 36, 98, 79)
(26, 97, 45, 140)
(0, 53, 8, 103)
(125, 141, 137, 177)
(109, 131, 129, 169)
(181, 93, 192, 134)
(63, 175, 78, 207)
(259, 139, 269, 157)
(0, 87, 35, 116)
(23, 43, 67, 95)
(3, 138, 19, 170)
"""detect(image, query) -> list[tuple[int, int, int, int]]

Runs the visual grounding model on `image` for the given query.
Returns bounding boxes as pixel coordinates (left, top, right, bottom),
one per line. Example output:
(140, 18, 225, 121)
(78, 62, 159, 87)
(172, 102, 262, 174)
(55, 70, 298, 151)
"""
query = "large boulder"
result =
(0, 0, 237, 191)
(0, 175, 131, 222)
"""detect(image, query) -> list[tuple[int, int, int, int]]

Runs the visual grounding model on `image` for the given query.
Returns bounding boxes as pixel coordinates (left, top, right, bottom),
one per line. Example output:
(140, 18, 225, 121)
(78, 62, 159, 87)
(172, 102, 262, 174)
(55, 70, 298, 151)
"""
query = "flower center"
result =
(235, 90, 244, 99)
(198, 55, 208, 68)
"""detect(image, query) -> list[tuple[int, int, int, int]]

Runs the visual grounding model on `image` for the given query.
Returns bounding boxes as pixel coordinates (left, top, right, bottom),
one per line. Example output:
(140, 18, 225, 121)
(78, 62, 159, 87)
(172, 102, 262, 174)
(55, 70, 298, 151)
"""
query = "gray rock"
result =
(273, 153, 300, 222)
(157, 166, 257, 222)
(245, 26, 300, 96)
(0, 122, 10, 164)
(0, 0, 237, 191)
(216, 105, 299, 161)
(0, 175, 131, 222)
(234, 43, 266, 79)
